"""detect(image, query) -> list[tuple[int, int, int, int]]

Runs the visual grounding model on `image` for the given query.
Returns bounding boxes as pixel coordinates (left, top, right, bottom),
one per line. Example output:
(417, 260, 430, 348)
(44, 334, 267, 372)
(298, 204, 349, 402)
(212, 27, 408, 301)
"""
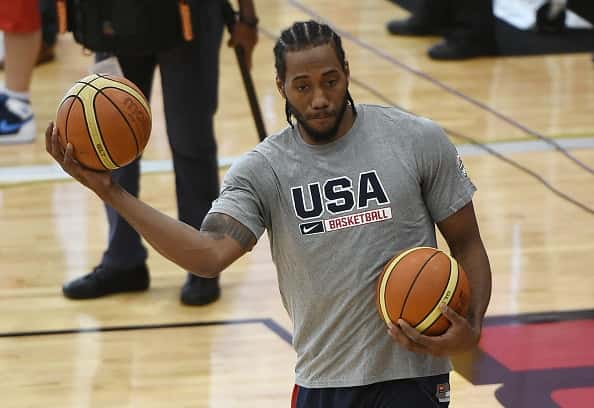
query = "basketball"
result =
(376, 247, 470, 336)
(55, 73, 151, 171)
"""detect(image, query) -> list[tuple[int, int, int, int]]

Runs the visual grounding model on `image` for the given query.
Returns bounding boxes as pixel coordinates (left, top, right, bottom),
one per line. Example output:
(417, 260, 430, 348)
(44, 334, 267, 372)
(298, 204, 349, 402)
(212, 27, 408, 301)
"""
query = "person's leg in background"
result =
(567, 0, 594, 61)
(543, 0, 594, 61)
(38, 0, 57, 64)
(428, 0, 497, 60)
(62, 54, 156, 299)
(567, 0, 594, 22)
(386, 0, 497, 60)
(158, 0, 224, 305)
(62, 0, 225, 304)
(0, 0, 41, 144)
(386, 0, 455, 36)
(0, 0, 55, 69)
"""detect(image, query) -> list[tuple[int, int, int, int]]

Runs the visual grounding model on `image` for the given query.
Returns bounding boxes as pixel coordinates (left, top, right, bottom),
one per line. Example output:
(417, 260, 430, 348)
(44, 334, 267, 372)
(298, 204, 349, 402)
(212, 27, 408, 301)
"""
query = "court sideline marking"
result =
(1, 137, 593, 186)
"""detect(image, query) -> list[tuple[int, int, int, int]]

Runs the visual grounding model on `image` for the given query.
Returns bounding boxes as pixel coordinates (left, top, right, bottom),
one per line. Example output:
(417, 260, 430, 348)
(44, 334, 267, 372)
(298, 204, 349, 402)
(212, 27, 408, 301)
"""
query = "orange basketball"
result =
(55, 73, 151, 171)
(376, 247, 470, 336)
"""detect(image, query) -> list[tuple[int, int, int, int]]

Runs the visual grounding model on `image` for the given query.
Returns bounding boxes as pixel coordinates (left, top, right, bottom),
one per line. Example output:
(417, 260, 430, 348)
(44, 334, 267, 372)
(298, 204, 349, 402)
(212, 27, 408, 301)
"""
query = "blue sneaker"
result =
(0, 93, 35, 144)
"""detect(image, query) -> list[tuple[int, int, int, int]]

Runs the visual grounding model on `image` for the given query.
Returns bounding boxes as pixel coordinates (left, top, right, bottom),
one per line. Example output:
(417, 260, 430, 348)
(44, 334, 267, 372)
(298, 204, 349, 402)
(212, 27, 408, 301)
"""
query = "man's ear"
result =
(276, 76, 286, 99)
(344, 61, 350, 80)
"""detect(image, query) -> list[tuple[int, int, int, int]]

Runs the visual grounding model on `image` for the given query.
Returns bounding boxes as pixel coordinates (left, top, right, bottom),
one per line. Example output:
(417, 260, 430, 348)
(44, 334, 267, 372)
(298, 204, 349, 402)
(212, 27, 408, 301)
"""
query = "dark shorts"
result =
(292, 374, 450, 408)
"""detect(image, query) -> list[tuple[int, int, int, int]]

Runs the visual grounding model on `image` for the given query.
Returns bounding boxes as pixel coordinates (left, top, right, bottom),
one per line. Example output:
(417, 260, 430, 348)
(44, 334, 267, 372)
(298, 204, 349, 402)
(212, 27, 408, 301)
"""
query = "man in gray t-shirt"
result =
(210, 103, 477, 390)
(47, 20, 492, 408)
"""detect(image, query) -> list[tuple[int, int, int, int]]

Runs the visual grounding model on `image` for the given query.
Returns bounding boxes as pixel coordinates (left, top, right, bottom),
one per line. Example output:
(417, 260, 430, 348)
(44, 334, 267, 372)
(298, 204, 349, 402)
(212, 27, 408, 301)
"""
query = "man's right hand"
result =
(45, 121, 115, 199)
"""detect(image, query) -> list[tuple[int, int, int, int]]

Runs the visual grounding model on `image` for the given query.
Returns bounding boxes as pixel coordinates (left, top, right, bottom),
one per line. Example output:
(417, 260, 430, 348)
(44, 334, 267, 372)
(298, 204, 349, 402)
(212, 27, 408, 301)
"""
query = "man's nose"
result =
(311, 87, 329, 109)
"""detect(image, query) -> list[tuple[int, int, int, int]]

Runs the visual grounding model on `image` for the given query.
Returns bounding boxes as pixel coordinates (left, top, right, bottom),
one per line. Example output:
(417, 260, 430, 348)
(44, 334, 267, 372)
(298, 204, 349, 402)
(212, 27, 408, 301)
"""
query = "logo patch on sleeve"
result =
(456, 154, 469, 178)
(436, 382, 451, 403)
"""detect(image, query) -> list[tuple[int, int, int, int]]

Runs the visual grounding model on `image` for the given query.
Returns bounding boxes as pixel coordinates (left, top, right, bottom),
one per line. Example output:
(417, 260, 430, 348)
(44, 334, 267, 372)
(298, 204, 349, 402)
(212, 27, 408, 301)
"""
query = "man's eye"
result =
(297, 85, 309, 92)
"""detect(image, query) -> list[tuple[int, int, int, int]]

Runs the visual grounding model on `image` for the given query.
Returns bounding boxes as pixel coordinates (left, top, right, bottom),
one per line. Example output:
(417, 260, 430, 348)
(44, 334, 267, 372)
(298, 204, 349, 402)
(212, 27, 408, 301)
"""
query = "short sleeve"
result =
(208, 151, 272, 240)
(416, 119, 476, 222)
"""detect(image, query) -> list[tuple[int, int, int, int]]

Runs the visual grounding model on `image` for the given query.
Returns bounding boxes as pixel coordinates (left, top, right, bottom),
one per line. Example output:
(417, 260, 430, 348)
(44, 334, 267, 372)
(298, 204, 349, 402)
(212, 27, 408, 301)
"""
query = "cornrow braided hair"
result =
(274, 20, 356, 127)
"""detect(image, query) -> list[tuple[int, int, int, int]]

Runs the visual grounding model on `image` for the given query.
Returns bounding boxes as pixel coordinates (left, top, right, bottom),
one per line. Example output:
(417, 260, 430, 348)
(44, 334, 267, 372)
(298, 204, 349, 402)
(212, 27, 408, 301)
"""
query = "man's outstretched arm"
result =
(46, 122, 256, 278)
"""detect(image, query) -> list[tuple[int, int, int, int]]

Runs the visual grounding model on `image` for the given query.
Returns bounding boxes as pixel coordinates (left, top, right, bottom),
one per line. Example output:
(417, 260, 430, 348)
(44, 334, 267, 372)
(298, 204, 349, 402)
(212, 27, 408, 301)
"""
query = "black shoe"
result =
(62, 264, 150, 299)
(428, 38, 496, 60)
(386, 16, 449, 36)
(180, 273, 220, 306)
(36, 43, 56, 66)
(535, 2, 566, 34)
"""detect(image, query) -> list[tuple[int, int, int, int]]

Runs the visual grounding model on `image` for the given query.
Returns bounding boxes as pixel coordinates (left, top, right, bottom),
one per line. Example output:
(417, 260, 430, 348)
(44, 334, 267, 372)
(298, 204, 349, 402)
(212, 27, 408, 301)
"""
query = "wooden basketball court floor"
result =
(1, 1, 593, 406)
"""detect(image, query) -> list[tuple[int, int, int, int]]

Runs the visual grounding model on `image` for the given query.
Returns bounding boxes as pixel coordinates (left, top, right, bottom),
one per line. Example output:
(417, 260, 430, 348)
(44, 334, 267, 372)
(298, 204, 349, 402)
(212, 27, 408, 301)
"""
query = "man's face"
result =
(277, 43, 350, 143)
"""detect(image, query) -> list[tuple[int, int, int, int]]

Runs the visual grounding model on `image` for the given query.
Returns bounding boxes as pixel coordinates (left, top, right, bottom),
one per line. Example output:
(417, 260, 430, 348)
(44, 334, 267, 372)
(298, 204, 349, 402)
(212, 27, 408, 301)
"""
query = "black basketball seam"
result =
(94, 73, 150, 118)
(96, 73, 147, 98)
(380, 254, 409, 323)
(83, 80, 149, 158)
(94, 73, 149, 115)
(83, 92, 120, 168)
(61, 82, 108, 170)
(73, 73, 104, 88)
(399, 250, 441, 322)
(99, 87, 144, 155)
(60, 96, 76, 145)
(81, 79, 147, 162)
(75, 95, 108, 170)
(76, 76, 120, 168)
(62, 79, 100, 144)
(419, 256, 460, 335)
(92, 91, 140, 164)
(86, 81, 144, 149)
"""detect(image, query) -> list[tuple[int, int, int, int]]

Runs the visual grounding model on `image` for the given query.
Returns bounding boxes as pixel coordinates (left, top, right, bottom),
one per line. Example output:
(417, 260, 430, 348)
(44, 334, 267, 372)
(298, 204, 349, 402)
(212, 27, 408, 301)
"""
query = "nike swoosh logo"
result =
(300, 222, 324, 235)
(303, 224, 319, 233)
(0, 120, 25, 134)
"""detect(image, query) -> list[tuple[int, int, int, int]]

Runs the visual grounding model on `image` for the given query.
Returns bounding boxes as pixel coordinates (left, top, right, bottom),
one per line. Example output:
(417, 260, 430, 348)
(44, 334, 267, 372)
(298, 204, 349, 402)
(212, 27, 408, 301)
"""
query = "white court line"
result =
(1, 137, 593, 186)
(455, 136, 594, 156)
(0, 157, 236, 186)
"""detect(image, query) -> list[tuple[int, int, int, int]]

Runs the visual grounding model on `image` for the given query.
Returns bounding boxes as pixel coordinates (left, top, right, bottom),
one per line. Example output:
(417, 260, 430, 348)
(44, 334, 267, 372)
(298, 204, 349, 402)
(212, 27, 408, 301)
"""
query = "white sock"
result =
(2, 88, 30, 102)
(5, 96, 33, 119)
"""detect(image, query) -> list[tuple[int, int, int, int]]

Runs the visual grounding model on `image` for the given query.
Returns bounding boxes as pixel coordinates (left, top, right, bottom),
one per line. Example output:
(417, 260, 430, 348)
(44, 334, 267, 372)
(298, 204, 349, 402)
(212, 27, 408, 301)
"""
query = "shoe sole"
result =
(386, 23, 452, 37)
(62, 284, 149, 300)
(180, 289, 221, 306)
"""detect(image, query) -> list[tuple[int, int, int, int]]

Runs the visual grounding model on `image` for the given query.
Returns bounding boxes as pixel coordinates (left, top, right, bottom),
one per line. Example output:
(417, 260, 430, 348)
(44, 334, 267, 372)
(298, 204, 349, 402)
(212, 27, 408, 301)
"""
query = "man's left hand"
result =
(387, 304, 481, 356)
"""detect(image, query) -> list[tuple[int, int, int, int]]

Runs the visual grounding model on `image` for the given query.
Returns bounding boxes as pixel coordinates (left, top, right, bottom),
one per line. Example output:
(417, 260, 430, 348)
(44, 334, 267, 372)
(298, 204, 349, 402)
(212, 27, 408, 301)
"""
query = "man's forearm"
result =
(453, 241, 492, 331)
(99, 185, 228, 278)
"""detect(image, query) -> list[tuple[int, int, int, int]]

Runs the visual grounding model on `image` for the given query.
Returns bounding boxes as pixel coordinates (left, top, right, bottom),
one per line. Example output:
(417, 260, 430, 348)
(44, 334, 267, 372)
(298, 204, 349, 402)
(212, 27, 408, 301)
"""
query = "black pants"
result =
(39, 0, 57, 46)
(415, 0, 495, 46)
(568, 0, 594, 24)
(292, 374, 450, 408)
(100, 0, 223, 269)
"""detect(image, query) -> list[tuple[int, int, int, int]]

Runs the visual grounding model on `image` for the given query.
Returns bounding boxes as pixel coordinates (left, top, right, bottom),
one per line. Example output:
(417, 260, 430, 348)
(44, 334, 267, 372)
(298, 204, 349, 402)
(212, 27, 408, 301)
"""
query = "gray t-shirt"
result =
(209, 104, 476, 388)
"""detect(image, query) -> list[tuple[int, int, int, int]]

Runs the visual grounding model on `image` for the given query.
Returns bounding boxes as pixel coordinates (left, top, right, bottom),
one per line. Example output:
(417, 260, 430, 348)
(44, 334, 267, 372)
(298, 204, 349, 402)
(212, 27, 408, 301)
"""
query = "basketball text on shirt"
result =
(291, 170, 393, 235)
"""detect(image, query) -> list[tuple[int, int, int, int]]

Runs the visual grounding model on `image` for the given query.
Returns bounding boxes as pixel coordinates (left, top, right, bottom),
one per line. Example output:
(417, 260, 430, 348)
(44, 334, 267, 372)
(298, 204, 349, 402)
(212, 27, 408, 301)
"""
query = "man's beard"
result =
(287, 94, 349, 143)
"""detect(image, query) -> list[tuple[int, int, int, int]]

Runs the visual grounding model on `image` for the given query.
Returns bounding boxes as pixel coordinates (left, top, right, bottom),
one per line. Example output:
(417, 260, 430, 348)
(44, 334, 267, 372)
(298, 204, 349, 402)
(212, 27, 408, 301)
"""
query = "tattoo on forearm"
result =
(201, 213, 257, 250)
